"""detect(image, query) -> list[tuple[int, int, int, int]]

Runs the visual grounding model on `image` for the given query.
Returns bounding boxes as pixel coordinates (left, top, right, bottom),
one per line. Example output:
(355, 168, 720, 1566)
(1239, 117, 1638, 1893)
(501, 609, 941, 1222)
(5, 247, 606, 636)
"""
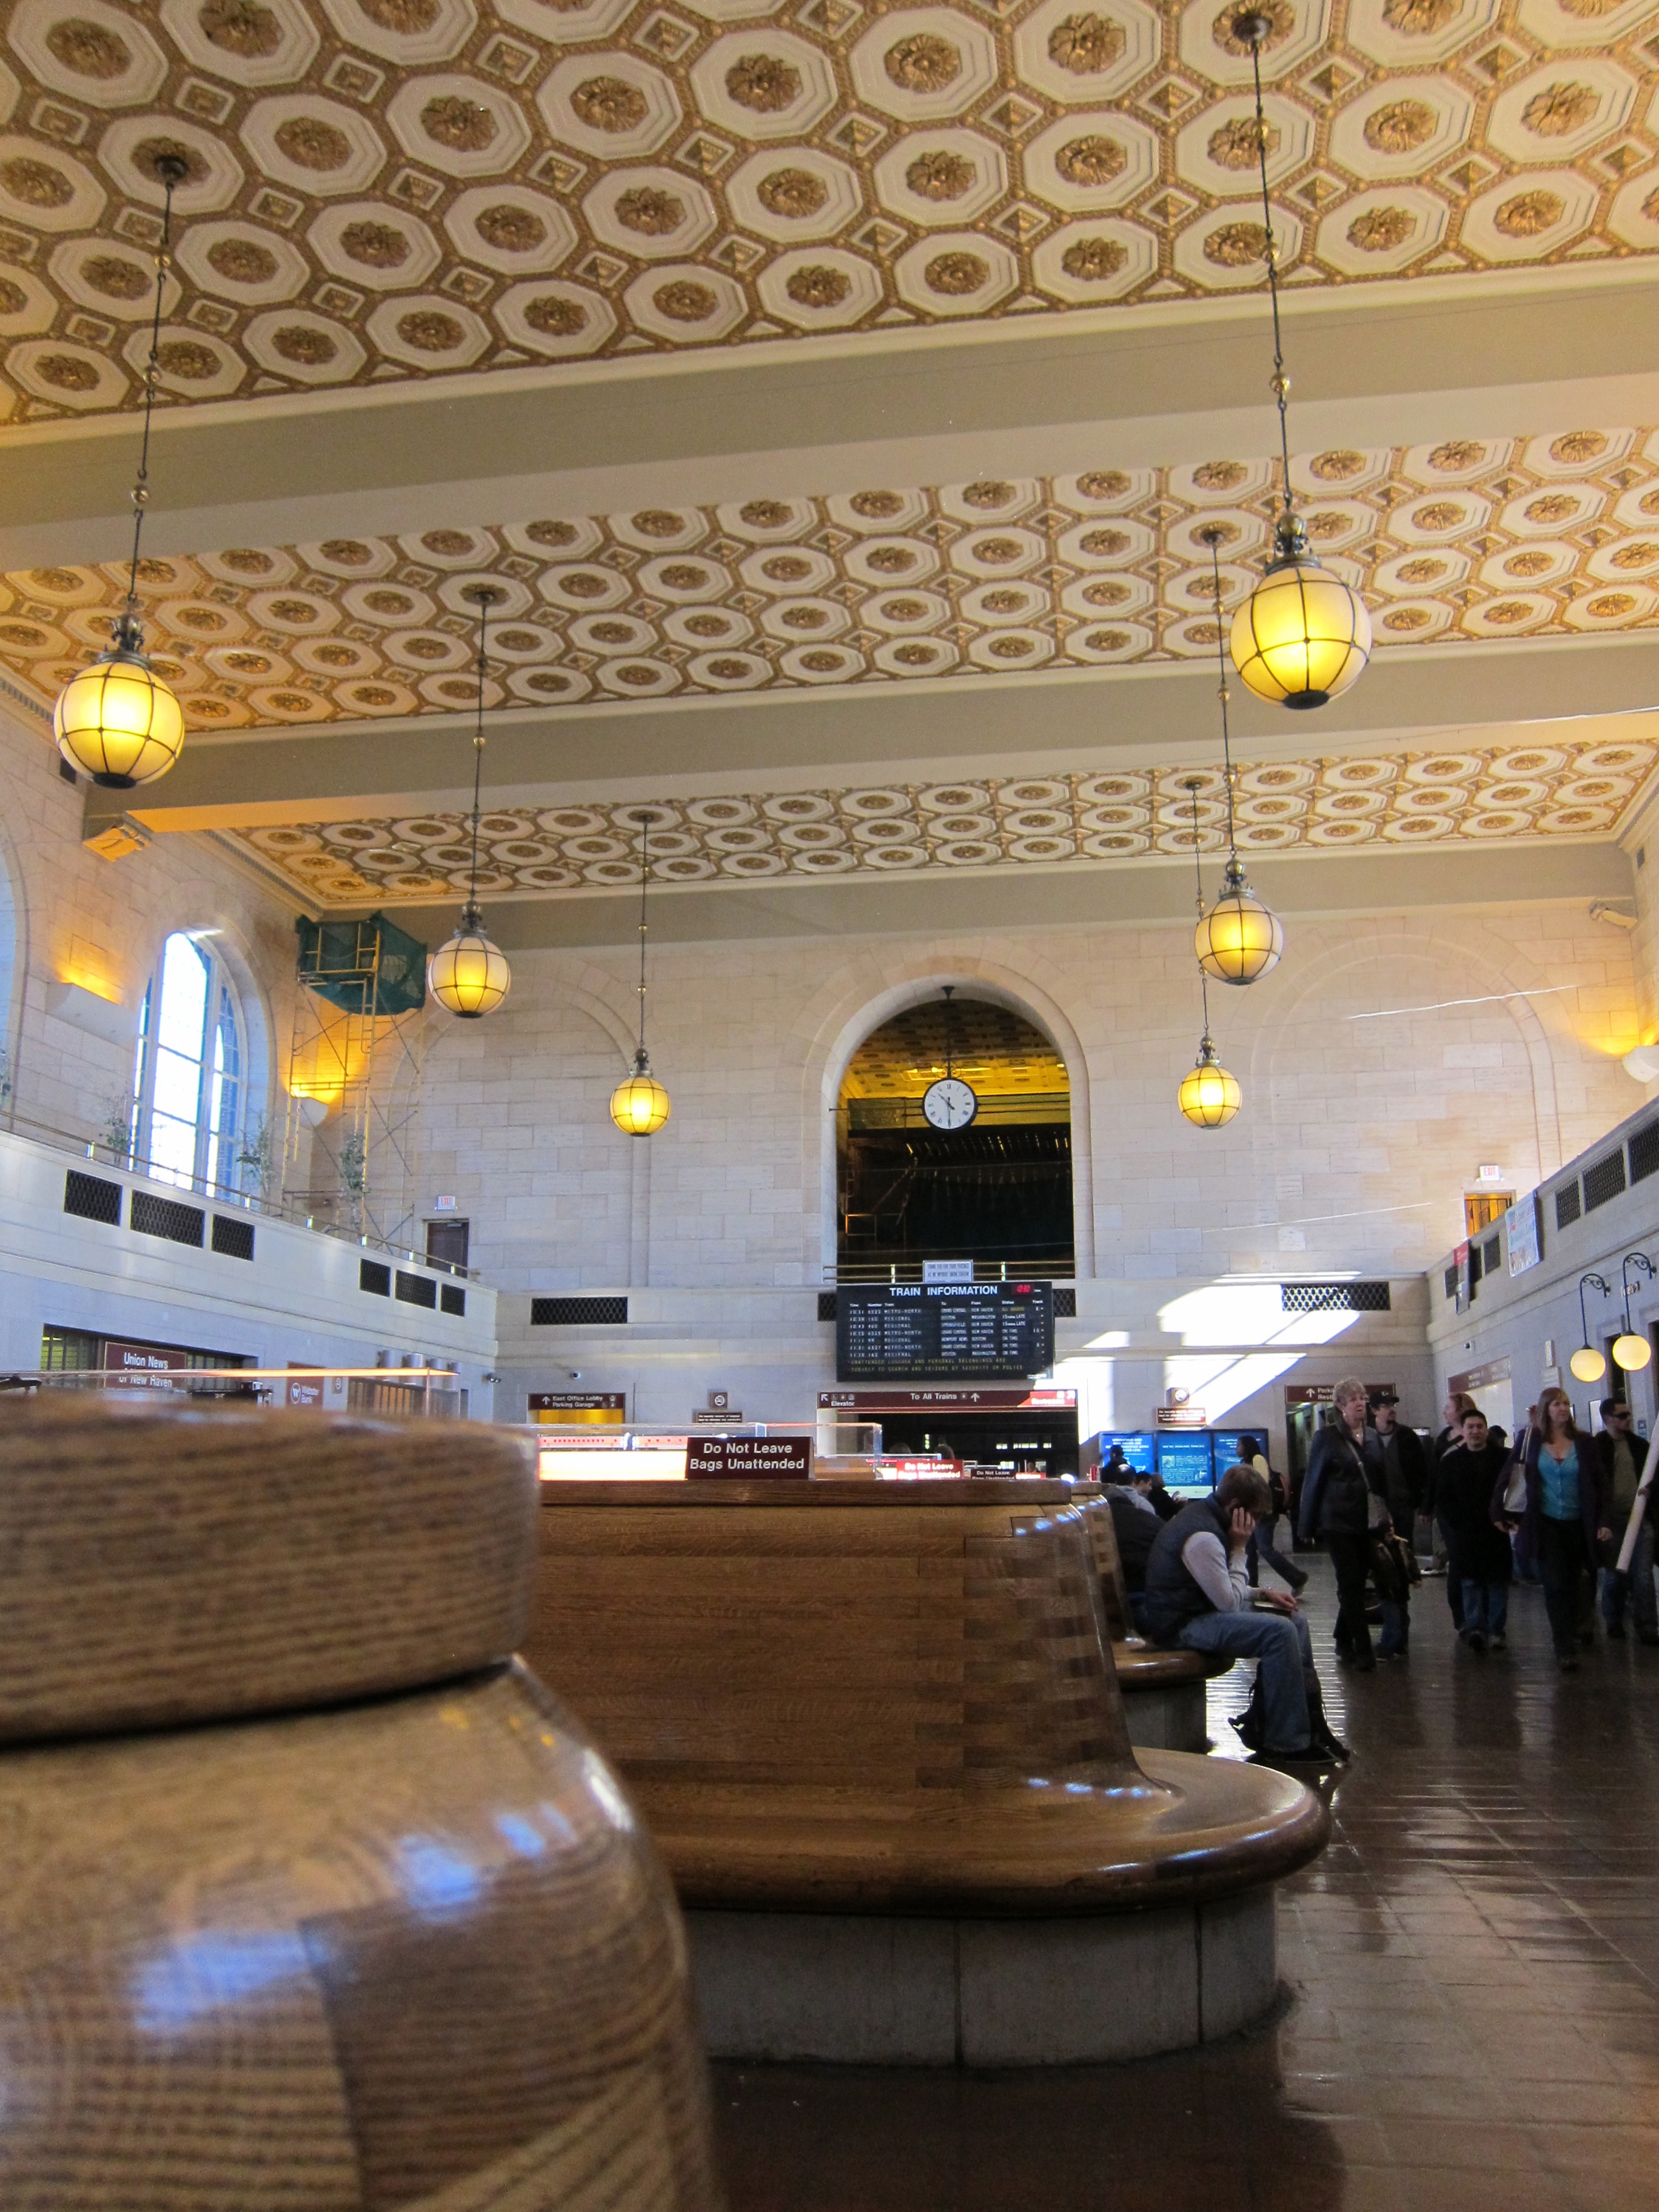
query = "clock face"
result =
(923, 1076, 977, 1131)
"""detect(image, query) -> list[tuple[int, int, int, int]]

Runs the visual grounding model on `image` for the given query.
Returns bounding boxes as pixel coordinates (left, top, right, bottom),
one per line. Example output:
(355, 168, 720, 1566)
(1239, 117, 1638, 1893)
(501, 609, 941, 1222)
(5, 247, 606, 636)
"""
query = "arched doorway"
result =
(836, 993, 1074, 1276)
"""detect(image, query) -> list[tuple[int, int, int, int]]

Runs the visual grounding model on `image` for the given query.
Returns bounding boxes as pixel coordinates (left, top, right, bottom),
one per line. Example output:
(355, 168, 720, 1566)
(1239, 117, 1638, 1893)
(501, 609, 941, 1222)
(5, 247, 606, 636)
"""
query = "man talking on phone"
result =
(1141, 1462, 1349, 1766)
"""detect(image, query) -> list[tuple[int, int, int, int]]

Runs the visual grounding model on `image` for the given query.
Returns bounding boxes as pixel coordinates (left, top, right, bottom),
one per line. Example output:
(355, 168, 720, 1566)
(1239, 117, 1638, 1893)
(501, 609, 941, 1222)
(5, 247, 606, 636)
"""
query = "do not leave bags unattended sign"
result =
(686, 1435, 814, 1479)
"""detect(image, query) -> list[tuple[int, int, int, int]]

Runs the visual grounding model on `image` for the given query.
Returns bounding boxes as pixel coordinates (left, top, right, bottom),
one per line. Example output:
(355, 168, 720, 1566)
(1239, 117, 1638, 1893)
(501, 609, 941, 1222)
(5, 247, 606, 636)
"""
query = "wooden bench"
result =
(528, 1478, 1329, 2066)
(1073, 1486, 1234, 1751)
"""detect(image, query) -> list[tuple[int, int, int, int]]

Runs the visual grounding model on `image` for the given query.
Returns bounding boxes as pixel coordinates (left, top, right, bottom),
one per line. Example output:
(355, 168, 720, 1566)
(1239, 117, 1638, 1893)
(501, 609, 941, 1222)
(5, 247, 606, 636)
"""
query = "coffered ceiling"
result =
(2, 0, 1655, 415)
(5, 1, 1659, 945)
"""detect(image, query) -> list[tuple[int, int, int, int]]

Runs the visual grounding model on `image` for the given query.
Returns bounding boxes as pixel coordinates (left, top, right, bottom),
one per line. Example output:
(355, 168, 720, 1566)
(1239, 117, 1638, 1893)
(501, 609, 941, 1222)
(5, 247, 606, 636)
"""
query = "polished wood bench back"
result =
(530, 1480, 1139, 1792)
(1072, 1487, 1134, 1639)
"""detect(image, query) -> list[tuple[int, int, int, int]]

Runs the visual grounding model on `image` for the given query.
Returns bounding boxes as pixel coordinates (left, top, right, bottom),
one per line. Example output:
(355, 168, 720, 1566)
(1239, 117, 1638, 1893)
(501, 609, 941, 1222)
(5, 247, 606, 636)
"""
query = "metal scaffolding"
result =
(283, 915, 427, 1249)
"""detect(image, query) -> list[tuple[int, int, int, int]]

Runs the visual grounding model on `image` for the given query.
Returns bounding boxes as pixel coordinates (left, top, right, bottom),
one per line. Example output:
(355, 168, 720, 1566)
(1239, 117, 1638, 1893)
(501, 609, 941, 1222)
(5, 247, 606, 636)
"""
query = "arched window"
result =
(130, 933, 246, 1191)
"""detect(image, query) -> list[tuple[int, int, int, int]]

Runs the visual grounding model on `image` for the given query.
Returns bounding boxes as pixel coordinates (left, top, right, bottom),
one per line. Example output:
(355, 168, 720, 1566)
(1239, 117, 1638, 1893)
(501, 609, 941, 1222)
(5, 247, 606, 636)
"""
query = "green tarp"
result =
(295, 913, 427, 1016)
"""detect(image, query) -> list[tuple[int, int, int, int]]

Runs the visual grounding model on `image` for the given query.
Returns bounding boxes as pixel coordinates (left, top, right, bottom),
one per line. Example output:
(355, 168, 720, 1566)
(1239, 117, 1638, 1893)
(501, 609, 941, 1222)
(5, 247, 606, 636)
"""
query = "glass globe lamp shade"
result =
(1613, 1333, 1651, 1373)
(428, 908, 510, 1019)
(1229, 518, 1372, 711)
(54, 620, 184, 788)
(1196, 856, 1284, 985)
(1569, 1344, 1606, 1384)
(611, 1051, 671, 1136)
(1178, 1037, 1241, 1129)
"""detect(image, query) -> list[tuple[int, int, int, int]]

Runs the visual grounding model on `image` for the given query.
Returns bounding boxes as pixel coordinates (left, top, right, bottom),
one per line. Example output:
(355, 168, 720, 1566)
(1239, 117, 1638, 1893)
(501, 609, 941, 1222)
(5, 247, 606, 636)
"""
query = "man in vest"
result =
(1142, 1463, 1349, 1766)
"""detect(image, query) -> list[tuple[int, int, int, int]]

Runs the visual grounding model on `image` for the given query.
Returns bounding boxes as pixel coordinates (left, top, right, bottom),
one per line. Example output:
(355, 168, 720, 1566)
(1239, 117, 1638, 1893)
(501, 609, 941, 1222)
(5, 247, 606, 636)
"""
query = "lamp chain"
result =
(1187, 780, 1214, 1044)
(1244, 21, 1294, 526)
(635, 811, 650, 1059)
(124, 156, 186, 630)
(465, 593, 491, 914)
(1205, 533, 1241, 858)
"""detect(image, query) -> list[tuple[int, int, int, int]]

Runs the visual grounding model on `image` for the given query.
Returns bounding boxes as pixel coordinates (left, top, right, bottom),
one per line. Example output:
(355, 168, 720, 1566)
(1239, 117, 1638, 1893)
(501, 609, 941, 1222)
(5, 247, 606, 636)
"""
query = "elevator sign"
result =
(836, 1281, 1054, 1383)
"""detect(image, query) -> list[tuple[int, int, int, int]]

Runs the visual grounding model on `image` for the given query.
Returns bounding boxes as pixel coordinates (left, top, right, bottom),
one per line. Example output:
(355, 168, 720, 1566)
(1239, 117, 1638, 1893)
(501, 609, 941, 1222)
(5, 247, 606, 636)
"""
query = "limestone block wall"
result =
(400, 897, 1643, 1297)
(0, 697, 300, 1165)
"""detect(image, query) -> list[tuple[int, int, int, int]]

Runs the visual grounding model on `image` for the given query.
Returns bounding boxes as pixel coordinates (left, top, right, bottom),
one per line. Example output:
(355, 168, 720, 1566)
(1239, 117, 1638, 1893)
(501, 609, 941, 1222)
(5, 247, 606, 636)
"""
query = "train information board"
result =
(836, 1281, 1054, 1382)
(1154, 1430, 1215, 1494)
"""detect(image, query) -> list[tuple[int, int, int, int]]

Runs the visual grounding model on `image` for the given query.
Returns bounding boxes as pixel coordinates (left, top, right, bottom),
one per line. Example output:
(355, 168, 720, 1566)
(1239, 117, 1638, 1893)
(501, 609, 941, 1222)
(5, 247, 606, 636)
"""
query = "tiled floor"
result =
(712, 1556, 1659, 2211)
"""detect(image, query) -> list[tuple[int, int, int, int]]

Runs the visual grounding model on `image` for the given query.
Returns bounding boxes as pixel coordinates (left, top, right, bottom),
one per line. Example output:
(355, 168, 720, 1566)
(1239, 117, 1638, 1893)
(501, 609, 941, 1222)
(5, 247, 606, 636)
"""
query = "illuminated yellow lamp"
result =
(1196, 855, 1284, 985)
(53, 614, 185, 789)
(1613, 1332, 1651, 1372)
(611, 1048, 671, 1136)
(1229, 515, 1372, 711)
(1569, 1344, 1607, 1383)
(428, 905, 511, 1019)
(1178, 1034, 1241, 1129)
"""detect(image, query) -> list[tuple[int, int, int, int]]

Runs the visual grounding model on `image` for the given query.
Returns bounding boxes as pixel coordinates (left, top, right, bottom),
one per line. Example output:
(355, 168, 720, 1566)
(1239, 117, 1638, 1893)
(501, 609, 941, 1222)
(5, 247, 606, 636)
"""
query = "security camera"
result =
(567, 1370, 581, 1380)
(1590, 901, 1638, 931)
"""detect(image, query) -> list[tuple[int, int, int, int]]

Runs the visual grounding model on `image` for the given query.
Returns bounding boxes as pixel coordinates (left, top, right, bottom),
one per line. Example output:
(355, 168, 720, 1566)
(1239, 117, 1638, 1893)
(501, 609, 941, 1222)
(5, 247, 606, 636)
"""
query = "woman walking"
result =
(1496, 1386, 1613, 1672)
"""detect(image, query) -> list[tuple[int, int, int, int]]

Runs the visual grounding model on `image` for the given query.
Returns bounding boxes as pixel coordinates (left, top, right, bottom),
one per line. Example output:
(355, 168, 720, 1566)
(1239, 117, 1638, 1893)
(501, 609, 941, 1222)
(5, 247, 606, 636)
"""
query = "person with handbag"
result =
(1298, 1376, 1392, 1671)
(1436, 1406, 1513, 1650)
(1494, 1386, 1612, 1672)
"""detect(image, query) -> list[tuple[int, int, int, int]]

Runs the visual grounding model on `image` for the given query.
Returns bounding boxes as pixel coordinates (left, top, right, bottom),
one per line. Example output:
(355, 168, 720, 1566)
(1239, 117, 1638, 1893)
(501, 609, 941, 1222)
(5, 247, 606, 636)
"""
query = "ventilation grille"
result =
(1444, 1264, 1459, 1299)
(395, 1270, 438, 1309)
(211, 1215, 254, 1261)
(1053, 1287, 1077, 1318)
(1280, 1281, 1391, 1314)
(63, 1169, 121, 1225)
(817, 1291, 838, 1321)
(360, 1258, 391, 1296)
(1583, 1150, 1627, 1213)
(1555, 1181, 1581, 1229)
(531, 1295, 628, 1326)
(129, 1191, 205, 1248)
(1483, 1234, 1501, 1274)
(1468, 1244, 1484, 1287)
(1631, 1120, 1659, 1186)
(440, 1284, 465, 1316)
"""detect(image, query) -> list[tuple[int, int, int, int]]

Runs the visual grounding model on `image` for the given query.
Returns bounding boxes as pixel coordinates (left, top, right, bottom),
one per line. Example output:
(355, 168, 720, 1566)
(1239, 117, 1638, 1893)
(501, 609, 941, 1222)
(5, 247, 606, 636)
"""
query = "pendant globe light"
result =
(609, 811, 671, 1136)
(1615, 1253, 1655, 1372)
(428, 586, 511, 1019)
(53, 153, 190, 789)
(1195, 527, 1284, 986)
(1225, 11, 1370, 711)
(1569, 1272, 1612, 1384)
(1178, 779, 1242, 1129)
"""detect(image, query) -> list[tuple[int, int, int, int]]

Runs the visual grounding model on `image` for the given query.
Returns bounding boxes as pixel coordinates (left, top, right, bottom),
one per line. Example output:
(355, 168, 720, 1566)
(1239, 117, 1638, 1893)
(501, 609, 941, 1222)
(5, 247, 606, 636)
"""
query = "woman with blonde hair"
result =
(1497, 1385, 1613, 1672)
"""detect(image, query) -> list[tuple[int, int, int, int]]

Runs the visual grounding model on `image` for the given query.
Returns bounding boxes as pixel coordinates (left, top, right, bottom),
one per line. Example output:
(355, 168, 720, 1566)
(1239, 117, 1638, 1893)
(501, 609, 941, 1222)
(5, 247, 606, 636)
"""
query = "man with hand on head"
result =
(1142, 1463, 1348, 1767)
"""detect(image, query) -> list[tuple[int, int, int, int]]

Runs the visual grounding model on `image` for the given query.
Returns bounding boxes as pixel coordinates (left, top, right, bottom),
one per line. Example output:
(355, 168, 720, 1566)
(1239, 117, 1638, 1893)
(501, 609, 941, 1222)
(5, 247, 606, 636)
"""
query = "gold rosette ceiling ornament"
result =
(1195, 526, 1284, 987)
(428, 588, 512, 1021)
(609, 811, 672, 1138)
(53, 154, 190, 789)
(1227, 10, 1371, 710)
(1178, 781, 1243, 1130)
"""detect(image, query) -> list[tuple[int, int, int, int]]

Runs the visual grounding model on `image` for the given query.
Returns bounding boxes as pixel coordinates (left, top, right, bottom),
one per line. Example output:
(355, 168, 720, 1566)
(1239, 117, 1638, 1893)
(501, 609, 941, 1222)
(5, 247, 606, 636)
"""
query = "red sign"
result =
(686, 1434, 814, 1479)
(874, 1458, 964, 1475)
(103, 1340, 190, 1389)
(818, 1388, 1076, 1412)
(286, 1372, 325, 1409)
(1284, 1382, 1396, 1406)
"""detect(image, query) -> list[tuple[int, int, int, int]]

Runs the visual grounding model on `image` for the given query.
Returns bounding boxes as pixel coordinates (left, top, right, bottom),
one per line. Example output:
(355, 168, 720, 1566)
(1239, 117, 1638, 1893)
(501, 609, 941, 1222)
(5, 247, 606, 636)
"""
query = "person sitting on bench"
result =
(1141, 1463, 1349, 1766)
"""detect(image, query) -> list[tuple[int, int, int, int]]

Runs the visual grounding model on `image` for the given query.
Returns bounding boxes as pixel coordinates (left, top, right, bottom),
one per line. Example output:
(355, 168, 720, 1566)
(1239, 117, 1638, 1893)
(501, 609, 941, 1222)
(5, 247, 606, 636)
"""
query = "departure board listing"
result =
(836, 1282, 1054, 1382)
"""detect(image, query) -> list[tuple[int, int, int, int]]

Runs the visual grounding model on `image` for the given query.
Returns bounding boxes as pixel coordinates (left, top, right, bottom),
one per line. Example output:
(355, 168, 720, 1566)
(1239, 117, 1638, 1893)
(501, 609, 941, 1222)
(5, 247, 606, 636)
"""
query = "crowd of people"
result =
(1098, 1376, 1657, 1766)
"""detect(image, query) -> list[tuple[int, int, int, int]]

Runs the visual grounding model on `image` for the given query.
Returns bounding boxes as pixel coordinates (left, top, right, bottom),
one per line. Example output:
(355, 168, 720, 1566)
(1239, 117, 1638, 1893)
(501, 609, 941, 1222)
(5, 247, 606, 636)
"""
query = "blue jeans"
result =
(1601, 1515, 1657, 1635)
(1460, 1580, 1509, 1637)
(1176, 1606, 1314, 1754)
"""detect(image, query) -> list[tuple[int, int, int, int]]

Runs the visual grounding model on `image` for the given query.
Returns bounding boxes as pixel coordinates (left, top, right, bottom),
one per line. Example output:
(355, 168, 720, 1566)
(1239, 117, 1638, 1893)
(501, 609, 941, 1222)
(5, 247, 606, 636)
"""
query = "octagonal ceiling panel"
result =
(1, 0, 1657, 417)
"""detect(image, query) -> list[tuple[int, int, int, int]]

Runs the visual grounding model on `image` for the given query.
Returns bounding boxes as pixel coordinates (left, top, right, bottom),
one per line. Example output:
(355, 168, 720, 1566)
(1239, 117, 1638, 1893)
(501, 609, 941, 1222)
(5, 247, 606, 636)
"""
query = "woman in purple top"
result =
(1497, 1386, 1612, 1672)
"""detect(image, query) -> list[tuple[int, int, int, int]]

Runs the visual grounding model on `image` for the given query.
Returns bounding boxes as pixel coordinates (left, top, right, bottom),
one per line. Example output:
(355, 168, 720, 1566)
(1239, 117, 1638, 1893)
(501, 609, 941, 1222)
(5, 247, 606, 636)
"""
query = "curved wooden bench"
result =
(528, 1478, 1329, 2065)
(1072, 1487, 1233, 1750)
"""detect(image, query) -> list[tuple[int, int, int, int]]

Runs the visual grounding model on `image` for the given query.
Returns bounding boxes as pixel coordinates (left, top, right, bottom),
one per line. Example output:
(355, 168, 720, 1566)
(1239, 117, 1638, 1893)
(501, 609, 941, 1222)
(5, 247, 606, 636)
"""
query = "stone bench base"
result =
(1113, 1642, 1228, 1753)
(686, 1887, 1276, 2066)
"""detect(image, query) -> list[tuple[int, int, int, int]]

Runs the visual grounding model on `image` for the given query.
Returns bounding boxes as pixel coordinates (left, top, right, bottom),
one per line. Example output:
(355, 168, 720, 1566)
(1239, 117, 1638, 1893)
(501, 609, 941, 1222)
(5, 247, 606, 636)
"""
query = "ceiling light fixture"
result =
(428, 586, 511, 1020)
(53, 153, 190, 789)
(1570, 1272, 1612, 1382)
(610, 811, 671, 1136)
(1195, 527, 1284, 986)
(1178, 779, 1242, 1130)
(1226, 11, 1370, 711)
